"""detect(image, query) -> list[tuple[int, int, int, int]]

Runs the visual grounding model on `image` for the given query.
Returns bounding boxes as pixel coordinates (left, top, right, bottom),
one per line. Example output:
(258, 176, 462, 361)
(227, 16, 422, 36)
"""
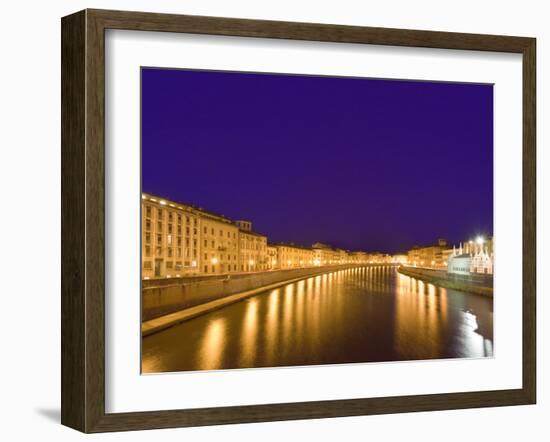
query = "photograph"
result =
(140, 67, 495, 374)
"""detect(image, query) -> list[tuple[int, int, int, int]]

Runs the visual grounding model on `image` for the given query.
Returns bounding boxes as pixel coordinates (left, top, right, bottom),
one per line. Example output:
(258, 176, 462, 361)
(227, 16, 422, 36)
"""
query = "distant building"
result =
(407, 238, 448, 268)
(273, 243, 314, 269)
(392, 254, 408, 264)
(349, 251, 368, 264)
(312, 242, 340, 266)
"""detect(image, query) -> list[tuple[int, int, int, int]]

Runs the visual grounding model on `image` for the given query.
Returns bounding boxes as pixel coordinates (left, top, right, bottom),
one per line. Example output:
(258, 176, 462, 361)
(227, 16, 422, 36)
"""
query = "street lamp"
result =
(211, 257, 218, 265)
(476, 236, 484, 245)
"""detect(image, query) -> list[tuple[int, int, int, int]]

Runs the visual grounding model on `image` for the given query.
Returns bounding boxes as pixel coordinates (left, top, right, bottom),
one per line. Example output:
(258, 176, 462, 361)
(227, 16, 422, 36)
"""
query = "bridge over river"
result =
(142, 265, 493, 373)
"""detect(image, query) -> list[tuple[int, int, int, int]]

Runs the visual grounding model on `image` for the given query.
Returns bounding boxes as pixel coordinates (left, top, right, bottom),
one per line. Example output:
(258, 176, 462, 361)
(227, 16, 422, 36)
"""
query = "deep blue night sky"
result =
(142, 68, 493, 254)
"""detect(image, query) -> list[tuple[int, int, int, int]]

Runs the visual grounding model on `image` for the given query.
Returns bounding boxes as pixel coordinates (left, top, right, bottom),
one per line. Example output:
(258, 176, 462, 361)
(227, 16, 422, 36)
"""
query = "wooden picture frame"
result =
(61, 8, 536, 433)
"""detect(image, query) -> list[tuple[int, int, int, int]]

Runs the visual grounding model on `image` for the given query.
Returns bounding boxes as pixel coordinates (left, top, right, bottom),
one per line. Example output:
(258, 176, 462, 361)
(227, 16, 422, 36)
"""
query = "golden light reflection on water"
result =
(142, 266, 493, 373)
(395, 273, 449, 359)
(239, 299, 258, 367)
(264, 289, 280, 365)
(198, 318, 226, 370)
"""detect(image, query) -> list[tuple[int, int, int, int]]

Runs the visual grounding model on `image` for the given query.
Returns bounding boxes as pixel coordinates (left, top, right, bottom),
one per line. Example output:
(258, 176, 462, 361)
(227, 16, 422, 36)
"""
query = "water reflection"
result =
(199, 318, 226, 370)
(142, 266, 494, 373)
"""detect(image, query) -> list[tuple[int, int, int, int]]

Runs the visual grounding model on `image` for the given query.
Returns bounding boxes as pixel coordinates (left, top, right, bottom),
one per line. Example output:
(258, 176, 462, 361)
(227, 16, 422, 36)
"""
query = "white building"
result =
(447, 241, 494, 276)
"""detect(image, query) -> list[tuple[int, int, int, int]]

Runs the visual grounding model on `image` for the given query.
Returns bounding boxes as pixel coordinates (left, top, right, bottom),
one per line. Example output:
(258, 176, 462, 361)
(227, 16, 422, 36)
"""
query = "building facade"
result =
(142, 193, 408, 279)
(407, 239, 448, 268)
(447, 238, 494, 276)
(267, 245, 278, 270)
(237, 221, 268, 272)
(312, 242, 340, 266)
(142, 194, 201, 279)
(200, 213, 239, 275)
(273, 243, 314, 269)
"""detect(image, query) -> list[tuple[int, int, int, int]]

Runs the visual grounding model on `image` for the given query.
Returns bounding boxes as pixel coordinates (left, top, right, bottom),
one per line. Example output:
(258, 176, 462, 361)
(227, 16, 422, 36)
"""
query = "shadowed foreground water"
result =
(142, 266, 493, 373)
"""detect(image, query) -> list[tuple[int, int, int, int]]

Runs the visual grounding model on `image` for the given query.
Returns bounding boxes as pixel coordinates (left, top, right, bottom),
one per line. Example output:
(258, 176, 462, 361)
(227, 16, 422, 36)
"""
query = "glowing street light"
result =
(476, 236, 484, 245)
(211, 257, 218, 265)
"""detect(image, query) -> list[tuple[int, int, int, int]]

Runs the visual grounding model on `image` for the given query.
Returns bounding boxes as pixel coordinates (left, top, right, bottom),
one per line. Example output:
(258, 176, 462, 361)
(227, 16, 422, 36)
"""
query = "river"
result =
(142, 266, 493, 373)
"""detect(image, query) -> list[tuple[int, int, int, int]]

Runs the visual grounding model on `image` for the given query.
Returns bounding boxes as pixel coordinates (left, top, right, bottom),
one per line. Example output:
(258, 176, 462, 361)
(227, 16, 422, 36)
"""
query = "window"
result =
(145, 206, 151, 217)
(157, 209, 163, 218)
(186, 216, 190, 224)
(175, 262, 183, 270)
(145, 246, 151, 257)
(177, 214, 181, 224)
(166, 261, 173, 269)
(168, 212, 173, 222)
(203, 227, 207, 234)
(167, 248, 173, 257)
(156, 234, 162, 245)
(204, 266, 208, 273)
(168, 224, 173, 234)
(157, 221, 162, 231)
(145, 232, 150, 244)
(204, 240, 207, 247)
(167, 234, 172, 245)
(143, 261, 152, 270)
(186, 227, 190, 235)
(145, 220, 151, 231)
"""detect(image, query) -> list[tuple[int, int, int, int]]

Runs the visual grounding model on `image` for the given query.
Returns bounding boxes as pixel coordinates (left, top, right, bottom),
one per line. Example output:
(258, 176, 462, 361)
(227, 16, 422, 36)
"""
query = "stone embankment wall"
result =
(142, 264, 381, 321)
(397, 266, 493, 296)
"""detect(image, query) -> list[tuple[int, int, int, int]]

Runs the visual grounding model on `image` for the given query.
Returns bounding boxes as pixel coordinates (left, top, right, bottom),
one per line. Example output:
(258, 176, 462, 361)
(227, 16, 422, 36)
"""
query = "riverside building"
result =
(142, 194, 201, 279)
(142, 193, 405, 279)
(407, 239, 448, 268)
(273, 243, 314, 269)
(236, 220, 268, 272)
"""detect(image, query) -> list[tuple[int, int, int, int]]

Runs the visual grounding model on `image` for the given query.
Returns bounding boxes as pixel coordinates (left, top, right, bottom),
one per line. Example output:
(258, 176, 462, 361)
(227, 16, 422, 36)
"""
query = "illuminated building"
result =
(237, 220, 268, 272)
(142, 192, 428, 279)
(349, 251, 368, 264)
(448, 236, 494, 275)
(407, 239, 448, 268)
(267, 245, 278, 270)
(312, 242, 340, 266)
(273, 243, 314, 269)
(201, 213, 239, 275)
(142, 194, 201, 278)
(392, 254, 408, 264)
